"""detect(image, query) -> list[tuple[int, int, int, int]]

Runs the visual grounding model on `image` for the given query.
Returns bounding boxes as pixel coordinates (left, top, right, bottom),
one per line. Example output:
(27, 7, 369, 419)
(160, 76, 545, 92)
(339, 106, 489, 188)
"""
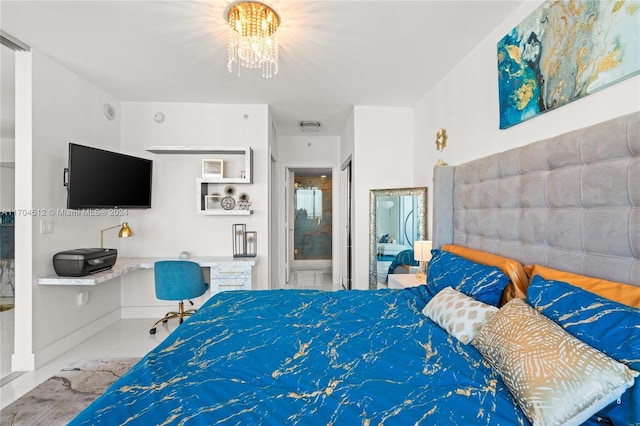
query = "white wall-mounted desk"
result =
(38, 256, 258, 293)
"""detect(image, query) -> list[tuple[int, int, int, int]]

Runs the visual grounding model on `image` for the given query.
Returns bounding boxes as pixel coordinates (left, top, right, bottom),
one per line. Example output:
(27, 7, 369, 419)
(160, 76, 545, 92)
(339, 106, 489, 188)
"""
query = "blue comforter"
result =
(71, 287, 528, 425)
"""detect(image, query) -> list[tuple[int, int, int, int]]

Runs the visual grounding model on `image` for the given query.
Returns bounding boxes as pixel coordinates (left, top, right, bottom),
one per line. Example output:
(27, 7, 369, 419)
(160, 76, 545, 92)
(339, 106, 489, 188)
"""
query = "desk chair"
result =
(150, 260, 209, 335)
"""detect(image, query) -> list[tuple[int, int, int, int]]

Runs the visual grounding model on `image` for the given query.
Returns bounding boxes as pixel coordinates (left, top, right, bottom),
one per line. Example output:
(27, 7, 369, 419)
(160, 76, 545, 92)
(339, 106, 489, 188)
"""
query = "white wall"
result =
(276, 135, 341, 286)
(352, 106, 413, 289)
(27, 50, 123, 367)
(413, 1, 640, 239)
(119, 102, 270, 317)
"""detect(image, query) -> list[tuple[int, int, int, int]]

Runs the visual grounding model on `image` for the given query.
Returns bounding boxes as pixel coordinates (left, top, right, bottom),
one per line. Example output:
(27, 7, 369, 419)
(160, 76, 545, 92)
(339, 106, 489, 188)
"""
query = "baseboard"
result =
(34, 309, 121, 369)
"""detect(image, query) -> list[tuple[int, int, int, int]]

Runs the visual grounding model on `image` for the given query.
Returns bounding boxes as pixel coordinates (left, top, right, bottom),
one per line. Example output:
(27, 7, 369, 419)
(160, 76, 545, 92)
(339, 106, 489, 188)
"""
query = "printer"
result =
(53, 248, 118, 277)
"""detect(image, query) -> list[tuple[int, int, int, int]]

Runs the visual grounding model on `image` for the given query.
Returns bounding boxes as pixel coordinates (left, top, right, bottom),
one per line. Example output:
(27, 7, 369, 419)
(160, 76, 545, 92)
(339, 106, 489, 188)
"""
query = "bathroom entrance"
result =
(286, 168, 333, 288)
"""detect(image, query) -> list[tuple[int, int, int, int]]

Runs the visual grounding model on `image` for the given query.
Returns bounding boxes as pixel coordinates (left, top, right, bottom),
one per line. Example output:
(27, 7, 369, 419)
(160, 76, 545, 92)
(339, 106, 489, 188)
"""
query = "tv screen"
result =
(67, 143, 152, 209)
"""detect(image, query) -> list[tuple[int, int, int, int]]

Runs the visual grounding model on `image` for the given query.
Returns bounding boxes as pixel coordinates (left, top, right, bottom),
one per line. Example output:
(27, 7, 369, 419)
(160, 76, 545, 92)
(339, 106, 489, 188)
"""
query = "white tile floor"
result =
(0, 274, 341, 411)
(0, 318, 174, 410)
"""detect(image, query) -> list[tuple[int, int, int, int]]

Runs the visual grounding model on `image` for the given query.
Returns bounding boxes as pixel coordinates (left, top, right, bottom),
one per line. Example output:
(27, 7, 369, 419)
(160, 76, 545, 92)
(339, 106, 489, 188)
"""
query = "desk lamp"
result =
(100, 222, 134, 248)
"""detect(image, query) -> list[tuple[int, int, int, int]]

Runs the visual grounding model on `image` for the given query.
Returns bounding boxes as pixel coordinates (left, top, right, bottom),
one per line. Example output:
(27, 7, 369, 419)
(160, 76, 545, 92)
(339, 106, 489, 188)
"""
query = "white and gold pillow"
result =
(422, 286, 498, 344)
(472, 298, 638, 426)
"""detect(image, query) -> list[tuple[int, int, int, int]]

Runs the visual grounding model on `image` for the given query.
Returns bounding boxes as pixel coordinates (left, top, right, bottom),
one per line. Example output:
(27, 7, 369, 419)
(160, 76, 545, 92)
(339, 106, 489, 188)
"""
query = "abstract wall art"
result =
(497, 0, 639, 129)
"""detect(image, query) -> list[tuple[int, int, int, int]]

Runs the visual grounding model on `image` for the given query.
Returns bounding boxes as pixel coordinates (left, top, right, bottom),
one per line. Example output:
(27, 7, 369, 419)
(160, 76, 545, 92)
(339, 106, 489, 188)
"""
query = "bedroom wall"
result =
(26, 50, 123, 368)
(352, 106, 414, 289)
(119, 102, 270, 317)
(413, 0, 640, 239)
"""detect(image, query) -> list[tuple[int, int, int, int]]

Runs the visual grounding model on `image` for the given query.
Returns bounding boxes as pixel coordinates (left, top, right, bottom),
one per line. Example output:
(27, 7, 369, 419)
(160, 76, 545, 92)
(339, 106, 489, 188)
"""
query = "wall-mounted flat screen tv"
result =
(66, 143, 153, 209)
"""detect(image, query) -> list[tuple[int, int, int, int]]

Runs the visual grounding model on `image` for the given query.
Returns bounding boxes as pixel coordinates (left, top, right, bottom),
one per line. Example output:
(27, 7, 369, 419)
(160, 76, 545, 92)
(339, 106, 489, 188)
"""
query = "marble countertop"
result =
(38, 256, 258, 286)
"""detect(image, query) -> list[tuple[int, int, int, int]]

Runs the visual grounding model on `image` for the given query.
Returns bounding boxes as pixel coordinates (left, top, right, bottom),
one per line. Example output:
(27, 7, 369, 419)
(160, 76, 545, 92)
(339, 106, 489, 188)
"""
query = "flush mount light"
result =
(300, 121, 321, 132)
(225, 1, 280, 78)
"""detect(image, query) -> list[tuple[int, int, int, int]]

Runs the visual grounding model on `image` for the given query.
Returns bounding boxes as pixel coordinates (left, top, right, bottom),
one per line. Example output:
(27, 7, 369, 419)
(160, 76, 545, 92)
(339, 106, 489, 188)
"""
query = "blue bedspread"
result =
(71, 287, 528, 425)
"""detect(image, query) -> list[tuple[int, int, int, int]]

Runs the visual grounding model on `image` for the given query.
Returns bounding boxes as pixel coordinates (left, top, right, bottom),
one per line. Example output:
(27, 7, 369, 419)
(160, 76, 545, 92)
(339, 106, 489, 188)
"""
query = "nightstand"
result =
(388, 274, 424, 289)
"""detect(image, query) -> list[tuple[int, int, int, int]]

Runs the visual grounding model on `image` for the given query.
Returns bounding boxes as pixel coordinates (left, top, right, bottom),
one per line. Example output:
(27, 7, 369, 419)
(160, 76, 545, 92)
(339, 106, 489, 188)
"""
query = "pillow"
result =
(472, 298, 638, 426)
(426, 249, 509, 306)
(524, 264, 640, 308)
(441, 244, 528, 305)
(527, 275, 640, 425)
(422, 286, 498, 344)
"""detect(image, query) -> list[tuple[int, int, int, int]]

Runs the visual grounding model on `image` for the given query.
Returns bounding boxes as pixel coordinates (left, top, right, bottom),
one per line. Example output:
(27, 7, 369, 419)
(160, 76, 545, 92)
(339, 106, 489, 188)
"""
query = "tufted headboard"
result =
(432, 111, 639, 286)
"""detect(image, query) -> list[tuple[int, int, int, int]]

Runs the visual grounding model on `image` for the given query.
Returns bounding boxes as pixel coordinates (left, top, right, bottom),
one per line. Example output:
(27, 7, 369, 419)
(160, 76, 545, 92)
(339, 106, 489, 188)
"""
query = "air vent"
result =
(299, 121, 321, 132)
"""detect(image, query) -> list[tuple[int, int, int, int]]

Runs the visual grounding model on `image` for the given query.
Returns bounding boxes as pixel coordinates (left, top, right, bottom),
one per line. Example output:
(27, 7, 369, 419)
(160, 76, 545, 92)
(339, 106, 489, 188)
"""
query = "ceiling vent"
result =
(299, 121, 321, 132)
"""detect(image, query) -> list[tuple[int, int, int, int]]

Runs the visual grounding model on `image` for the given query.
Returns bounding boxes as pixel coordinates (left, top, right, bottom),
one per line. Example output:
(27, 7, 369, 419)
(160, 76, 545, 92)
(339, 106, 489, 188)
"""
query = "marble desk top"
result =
(38, 256, 258, 286)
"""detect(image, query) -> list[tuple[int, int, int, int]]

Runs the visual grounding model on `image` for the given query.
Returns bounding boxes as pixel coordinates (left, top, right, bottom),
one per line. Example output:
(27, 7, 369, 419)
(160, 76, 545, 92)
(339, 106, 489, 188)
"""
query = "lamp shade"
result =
(414, 240, 433, 262)
(118, 222, 134, 238)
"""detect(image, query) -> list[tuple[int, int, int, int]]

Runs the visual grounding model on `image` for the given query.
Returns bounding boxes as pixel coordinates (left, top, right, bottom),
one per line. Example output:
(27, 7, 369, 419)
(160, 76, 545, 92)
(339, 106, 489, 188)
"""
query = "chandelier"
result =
(225, 1, 280, 78)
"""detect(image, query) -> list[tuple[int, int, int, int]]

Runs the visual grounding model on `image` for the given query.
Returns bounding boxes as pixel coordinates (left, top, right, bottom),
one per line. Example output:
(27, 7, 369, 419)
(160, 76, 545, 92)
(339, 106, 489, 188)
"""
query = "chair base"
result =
(149, 301, 196, 334)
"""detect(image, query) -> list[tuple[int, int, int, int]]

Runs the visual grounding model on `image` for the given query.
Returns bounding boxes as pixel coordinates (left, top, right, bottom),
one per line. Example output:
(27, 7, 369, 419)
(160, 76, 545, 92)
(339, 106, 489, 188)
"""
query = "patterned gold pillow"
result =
(422, 286, 498, 344)
(472, 299, 639, 426)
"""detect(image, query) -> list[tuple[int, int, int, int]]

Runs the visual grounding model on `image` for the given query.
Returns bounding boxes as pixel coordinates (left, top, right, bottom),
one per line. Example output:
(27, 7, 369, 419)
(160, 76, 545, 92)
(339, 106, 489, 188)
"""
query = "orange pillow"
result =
(524, 264, 640, 309)
(441, 245, 528, 305)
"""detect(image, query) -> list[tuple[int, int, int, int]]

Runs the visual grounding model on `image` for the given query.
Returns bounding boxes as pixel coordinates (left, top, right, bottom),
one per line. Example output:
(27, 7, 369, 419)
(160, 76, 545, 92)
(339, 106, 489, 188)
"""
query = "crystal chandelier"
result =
(225, 1, 280, 78)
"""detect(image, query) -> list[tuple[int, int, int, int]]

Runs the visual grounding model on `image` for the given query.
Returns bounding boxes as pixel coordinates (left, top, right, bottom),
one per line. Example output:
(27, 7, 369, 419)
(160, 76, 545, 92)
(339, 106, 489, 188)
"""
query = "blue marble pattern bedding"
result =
(71, 287, 528, 425)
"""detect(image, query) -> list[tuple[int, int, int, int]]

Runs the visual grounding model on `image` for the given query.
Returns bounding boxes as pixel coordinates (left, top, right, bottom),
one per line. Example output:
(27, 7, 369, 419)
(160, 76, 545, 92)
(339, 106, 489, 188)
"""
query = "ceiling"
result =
(0, 1, 523, 138)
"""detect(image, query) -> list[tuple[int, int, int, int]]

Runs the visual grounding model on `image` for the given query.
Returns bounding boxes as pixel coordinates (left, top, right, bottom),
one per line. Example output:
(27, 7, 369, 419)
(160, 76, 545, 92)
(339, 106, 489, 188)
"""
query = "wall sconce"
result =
(413, 240, 432, 282)
(436, 128, 448, 166)
(100, 222, 134, 248)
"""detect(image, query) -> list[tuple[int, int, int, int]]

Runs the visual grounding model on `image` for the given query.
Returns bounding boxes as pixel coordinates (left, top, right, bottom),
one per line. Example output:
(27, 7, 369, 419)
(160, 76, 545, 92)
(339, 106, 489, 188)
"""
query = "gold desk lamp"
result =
(100, 222, 134, 248)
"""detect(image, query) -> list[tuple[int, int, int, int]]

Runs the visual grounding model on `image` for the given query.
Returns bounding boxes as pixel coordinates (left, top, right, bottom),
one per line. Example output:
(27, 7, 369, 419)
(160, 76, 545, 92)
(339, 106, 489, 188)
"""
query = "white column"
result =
(12, 49, 35, 371)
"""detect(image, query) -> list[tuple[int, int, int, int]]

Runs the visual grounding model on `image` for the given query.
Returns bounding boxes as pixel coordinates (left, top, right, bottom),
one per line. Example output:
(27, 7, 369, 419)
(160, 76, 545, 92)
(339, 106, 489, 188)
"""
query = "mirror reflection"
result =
(369, 187, 427, 289)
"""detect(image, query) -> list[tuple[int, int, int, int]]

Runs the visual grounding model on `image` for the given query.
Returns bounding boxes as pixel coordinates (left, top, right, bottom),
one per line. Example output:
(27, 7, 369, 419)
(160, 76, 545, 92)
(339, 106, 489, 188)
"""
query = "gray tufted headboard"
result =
(432, 111, 639, 286)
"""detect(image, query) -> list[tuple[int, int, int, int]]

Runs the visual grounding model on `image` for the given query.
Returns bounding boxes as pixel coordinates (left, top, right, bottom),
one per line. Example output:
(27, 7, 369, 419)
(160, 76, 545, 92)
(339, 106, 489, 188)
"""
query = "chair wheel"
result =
(149, 328, 156, 335)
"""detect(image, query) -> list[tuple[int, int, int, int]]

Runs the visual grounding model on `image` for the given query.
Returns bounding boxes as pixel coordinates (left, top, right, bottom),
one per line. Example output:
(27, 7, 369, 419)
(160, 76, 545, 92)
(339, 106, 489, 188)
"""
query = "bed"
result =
(376, 242, 409, 257)
(71, 112, 639, 426)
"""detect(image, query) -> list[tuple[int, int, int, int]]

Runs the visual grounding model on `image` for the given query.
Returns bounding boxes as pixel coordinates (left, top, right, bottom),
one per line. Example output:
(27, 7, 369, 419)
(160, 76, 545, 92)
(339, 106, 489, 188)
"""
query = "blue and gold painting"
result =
(497, 0, 639, 129)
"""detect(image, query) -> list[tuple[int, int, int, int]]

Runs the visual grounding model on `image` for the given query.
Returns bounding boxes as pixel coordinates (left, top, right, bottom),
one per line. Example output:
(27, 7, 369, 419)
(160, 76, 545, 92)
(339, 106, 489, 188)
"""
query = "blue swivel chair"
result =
(149, 260, 209, 335)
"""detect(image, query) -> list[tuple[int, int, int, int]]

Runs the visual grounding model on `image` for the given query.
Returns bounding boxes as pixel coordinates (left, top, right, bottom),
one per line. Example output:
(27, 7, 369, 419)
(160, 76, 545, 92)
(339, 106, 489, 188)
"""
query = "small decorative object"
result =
(225, 185, 235, 196)
(436, 128, 448, 166)
(436, 128, 447, 151)
(245, 231, 257, 257)
(221, 196, 236, 210)
(237, 193, 251, 210)
(205, 194, 221, 210)
(179, 251, 190, 259)
(202, 159, 224, 179)
(232, 224, 257, 257)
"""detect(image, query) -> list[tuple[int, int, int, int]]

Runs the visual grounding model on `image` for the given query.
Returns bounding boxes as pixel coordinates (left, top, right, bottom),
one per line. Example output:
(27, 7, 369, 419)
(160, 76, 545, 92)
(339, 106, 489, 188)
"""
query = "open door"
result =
(341, 158, 352, 290)
(284, 169, 294, 283)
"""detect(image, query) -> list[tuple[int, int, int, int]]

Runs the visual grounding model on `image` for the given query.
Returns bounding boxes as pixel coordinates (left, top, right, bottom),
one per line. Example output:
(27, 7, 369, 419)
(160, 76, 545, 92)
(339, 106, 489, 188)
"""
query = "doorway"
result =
(285, 167, 333, 289)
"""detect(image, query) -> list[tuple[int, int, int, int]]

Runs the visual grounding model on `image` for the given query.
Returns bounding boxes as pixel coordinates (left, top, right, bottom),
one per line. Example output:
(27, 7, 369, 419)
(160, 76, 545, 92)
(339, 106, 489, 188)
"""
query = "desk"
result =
(38, 256, 258, 294)
(388, 273, 423, 289)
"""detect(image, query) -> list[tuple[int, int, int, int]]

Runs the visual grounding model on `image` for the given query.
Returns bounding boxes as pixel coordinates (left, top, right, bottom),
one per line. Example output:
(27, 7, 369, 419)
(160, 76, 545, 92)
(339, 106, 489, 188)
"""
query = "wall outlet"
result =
(76, 291, 89, 306)
(40, 220, 54, 234)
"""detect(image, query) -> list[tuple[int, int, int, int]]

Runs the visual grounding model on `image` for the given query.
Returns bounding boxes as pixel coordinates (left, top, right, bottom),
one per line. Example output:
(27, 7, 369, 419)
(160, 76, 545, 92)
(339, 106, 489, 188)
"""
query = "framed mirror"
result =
(369, 187, 427, 289)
